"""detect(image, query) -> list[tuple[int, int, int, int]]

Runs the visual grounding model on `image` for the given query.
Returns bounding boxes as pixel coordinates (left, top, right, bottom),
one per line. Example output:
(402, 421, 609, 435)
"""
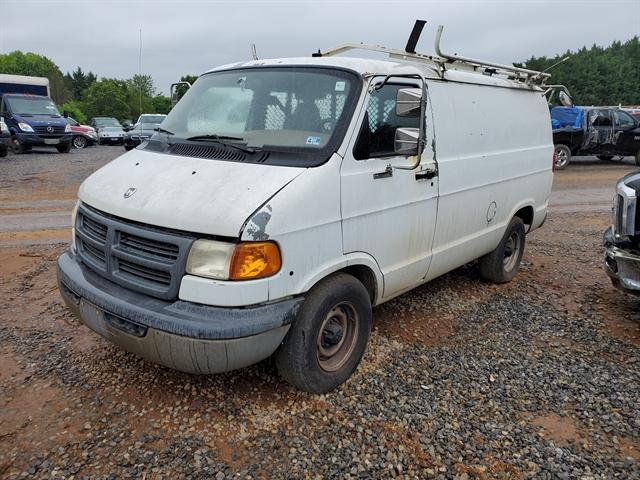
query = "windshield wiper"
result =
(185, 134, 256, 153)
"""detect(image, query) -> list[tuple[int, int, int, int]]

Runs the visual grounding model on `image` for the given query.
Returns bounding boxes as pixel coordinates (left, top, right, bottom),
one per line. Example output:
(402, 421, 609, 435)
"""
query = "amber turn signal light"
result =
(229, 242, 281, 280)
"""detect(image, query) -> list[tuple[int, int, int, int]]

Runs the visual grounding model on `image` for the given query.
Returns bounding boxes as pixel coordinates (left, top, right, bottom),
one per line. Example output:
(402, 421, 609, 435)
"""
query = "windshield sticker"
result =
(335, 81, 346, 92)
(306, 136, 321, 146)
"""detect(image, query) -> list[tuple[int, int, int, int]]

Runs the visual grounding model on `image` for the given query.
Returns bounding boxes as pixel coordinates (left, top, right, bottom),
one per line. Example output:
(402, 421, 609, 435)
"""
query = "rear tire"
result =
(554, 144, 571, 169)
(479, 217, 526, 283)
(56, 143, 72, 153)
(275, 273, 372, 393)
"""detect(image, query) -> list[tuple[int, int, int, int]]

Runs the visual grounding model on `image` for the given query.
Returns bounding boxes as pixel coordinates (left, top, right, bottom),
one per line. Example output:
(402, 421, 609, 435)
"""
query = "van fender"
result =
(506, 199, 537, 233)
(296, 252, 384, 305)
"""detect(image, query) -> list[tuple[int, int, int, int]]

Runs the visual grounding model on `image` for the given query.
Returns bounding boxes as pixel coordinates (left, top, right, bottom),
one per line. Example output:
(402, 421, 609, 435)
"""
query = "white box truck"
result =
(57, 23, 554, 392)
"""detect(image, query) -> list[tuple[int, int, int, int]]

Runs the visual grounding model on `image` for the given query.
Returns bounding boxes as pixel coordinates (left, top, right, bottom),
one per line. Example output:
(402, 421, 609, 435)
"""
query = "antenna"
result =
(138, 28, 143, 117)
(251, 43, 258, 60)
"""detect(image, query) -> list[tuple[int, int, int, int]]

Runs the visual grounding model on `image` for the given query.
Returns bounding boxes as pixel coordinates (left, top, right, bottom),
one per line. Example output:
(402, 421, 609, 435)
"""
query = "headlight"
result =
(65, 124, 71, 133)
(18, 122, 34, 132)
(186, 240, 281, 280)
(0, 122, 7, 133)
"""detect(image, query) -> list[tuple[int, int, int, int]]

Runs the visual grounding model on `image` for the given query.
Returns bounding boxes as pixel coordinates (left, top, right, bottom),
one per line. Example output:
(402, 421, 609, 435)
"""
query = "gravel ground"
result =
(0, 147, 638, 479)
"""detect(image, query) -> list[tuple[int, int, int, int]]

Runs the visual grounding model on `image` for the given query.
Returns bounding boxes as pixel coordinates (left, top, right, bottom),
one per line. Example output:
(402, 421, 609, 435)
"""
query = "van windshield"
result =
(6, 96, 60, 116)
(161, 67, 359, 157)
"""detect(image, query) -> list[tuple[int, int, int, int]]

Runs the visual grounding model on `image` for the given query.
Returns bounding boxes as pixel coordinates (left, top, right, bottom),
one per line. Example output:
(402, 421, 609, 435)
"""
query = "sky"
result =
(1, 0, 638, 95)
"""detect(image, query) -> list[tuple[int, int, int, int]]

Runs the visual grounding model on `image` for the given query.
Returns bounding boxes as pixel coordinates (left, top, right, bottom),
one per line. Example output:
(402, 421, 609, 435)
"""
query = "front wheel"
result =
(10, 137, 25, 154)
(554, 144, 571, 170)
(124, 145, 134, 151)
(72, 136, 87, 149)
(0, 146, 7, 158)
(275, 273, 372, 393)
(479, 216, 526, 283)
(56, 143, 72, 153)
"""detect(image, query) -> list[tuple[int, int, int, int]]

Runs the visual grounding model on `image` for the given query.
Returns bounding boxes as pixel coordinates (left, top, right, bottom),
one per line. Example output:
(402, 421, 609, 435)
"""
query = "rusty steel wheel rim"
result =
(317, 301, 359, 372)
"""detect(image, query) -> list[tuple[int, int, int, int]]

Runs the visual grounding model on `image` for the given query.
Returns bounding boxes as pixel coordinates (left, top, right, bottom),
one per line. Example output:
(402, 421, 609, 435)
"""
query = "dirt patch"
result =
(531, 413, 580, 446)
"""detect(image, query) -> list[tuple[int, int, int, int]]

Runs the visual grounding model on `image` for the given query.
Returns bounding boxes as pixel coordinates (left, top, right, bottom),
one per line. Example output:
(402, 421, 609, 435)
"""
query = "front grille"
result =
(75, 204, 195, 300)
(34, 125, 66, 136)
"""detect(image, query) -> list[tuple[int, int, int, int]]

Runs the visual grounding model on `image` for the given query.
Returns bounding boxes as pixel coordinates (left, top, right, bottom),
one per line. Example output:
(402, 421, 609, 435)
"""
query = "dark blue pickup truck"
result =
(0, 74, 73, 154)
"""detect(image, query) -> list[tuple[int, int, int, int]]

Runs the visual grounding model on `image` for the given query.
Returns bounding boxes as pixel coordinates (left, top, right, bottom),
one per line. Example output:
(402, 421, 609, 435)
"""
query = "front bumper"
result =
(123, 136, 146, 147)
(15, 132, 72, 147)
(99, 135, 124, 143)
(57, 250, 302, 374)
(604, 228, 640, 295)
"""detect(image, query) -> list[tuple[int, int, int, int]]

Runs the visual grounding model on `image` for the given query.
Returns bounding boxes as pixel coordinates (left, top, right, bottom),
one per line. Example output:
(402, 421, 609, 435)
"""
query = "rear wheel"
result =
(554, 144, 571, 169)
(72, 135, 87, 149)
(56, 143, 72, 153)
(479, 217, 526, 283)
(275, 273, 372, 393)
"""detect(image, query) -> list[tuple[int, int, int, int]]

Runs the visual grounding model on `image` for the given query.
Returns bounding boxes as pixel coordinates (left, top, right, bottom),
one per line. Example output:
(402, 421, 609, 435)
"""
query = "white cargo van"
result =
(57, 25, 553, 393)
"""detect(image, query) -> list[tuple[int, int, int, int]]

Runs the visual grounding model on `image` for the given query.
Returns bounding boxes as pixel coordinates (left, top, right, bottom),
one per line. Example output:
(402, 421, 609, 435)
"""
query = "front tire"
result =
(275, 273, 372, 393)
(72, 136, 87, 149)
(479, 216, 526, 283)
(554, 144, 571, 170)
(0, 146, 7, 158)
(124, 145, 134, 151)
(56, 143, 72, 153)
(11, 137, 25, 154)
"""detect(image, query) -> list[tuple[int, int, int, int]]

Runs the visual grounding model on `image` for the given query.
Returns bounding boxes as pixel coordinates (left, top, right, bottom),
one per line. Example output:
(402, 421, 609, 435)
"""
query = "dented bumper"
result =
(604, 228, 640, 295)
(57, 250, 302, 374)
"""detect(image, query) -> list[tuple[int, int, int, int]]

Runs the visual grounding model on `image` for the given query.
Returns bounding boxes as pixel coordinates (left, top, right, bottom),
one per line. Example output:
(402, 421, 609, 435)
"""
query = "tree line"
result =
(516, 36, 639, 106)
(0, 51, 175, 124)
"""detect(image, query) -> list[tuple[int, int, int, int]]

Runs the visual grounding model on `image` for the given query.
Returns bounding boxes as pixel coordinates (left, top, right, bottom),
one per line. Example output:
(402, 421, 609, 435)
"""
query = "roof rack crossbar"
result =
(316, 24, 550, 88)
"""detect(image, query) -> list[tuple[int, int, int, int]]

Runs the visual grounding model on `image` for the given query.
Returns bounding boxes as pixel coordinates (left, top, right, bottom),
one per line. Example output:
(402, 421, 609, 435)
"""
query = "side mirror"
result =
(394, 127, 420, 156)
(63, 111, 69, 118)
(396, 88, 422, 117)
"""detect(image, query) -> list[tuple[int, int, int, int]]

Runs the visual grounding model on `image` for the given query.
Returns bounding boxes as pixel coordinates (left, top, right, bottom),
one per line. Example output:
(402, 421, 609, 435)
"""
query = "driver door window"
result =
(353, 84, 420, 160)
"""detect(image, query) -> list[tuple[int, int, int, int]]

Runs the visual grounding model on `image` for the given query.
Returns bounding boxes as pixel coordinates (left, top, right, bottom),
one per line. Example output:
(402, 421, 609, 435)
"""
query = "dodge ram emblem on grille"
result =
(46, 126, 54, 133)
(124, 187, 137, 199)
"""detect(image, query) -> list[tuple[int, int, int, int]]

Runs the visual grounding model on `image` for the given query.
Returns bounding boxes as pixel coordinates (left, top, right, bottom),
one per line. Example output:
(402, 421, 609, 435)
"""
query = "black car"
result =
(551, 107, 640, 169)
(123, 122, 161, 150)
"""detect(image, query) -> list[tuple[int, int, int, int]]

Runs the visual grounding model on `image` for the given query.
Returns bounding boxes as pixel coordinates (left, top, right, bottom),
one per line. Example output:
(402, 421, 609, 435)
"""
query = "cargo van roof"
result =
(206, 56, 542, 92)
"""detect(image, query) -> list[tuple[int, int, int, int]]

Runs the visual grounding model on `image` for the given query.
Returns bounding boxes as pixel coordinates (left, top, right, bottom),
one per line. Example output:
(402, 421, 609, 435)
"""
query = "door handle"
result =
(373, 165, 393, 179)
(415, 168, 437, 180)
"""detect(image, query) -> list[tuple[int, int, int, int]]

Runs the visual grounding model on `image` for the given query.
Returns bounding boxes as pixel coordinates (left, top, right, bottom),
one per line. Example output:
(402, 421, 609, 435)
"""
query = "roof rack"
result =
(314, 21, 550, 88)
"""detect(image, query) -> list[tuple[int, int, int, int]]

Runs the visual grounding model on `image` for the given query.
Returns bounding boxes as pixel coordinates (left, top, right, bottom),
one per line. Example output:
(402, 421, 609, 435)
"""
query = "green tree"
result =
(65, 67, 97, 100)
(517, 36, 640, 106)
(151, 95, 172, 114)
(0, 51, 72, 104)
(82, 79, 131, 121)
(59, 100, 87, 124)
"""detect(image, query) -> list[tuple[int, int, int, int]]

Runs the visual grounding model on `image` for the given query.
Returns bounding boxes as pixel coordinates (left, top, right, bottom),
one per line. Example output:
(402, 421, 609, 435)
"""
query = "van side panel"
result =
(425, 80, 553, 282)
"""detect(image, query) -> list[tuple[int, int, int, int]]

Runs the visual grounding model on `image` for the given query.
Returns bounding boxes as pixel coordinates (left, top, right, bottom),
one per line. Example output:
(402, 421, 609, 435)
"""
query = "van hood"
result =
(14, 114, 67, 128)
(78, 148, 305, 238)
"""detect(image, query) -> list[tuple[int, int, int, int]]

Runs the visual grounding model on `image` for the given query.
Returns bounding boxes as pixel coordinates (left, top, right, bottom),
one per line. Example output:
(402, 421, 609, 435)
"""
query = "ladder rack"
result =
(315, 24, 550, 88)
